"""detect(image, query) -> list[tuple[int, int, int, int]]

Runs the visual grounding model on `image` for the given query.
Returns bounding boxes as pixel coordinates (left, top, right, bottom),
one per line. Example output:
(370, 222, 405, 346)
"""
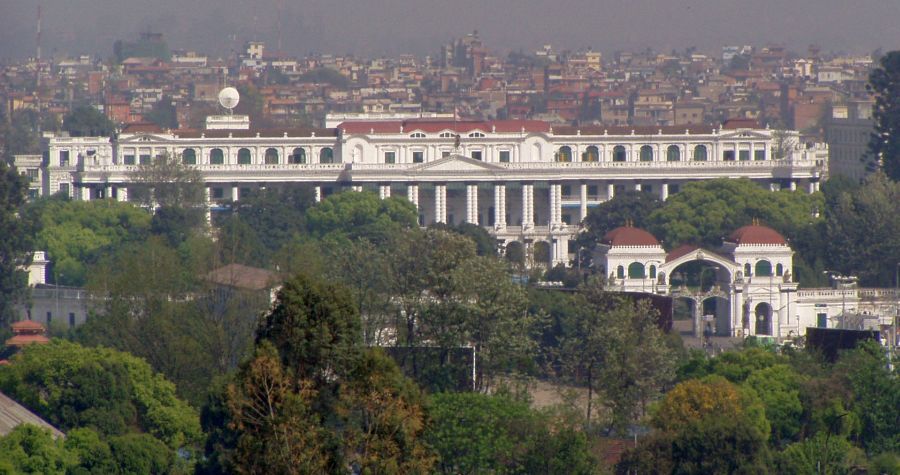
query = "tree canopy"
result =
(0, 160, 31, 325)
(62, 105, 115, 137)
(867, 50, 900, 179)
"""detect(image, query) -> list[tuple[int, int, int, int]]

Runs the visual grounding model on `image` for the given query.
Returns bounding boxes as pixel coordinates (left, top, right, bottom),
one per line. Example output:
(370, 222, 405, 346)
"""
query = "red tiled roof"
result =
(5, 334, 50, 346)
(728, 225, 787, 245)
(666, 244, 700, 262)
(10, 320, 45, 332)
(121, 122, 164, 134)
(174, 128, 337, 139)
(339, 119, 551, 135)
(722, 118, 761, 130)
(601, 226, 660, 247)
(204, 264, 280, 291)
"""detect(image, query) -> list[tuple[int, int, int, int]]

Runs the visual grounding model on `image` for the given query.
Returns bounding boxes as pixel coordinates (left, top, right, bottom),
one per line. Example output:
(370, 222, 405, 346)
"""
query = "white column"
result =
(105, 184, 113, 199)
(407, 184, 419, 209)
(466, 184, 478, 224)
(550, 183, 562, 229)
(435, 184, 447, 224)
(579, 183, 588, 222)
(807, 181, 815, 194)
(314, 186, 321, 203)
(352, 185, 363, 192)
(607, 182, 615, 200)
(117, 187, 128, 202)
(79, 186, 91, 201)
(204, 187, 212, 226)
(232, 185, 239, 202)
(494, 183, 506, 230)
(635, 182, 642, 192)
(789, 180, 797, 191)
(522, 183, 534, 230)
(379, 184, 391, 199)
(661, 183, 669, 201)
(770, 182, 778, 192)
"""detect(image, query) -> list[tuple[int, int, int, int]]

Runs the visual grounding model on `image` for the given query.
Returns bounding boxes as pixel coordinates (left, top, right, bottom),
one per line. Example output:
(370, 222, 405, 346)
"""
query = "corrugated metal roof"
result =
(0, 391, 65, 439)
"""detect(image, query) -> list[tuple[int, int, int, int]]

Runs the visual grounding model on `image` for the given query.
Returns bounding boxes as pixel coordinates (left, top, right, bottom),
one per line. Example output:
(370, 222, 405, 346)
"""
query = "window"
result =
(59, 150, 70, 167)
(776, 263, 784, 276)
(587, 185, 598, 196)
(291, 148, 306, 164)
(319, 147, 335, 164)
(744, 263, 752, 276)
(693, 145, 708, 161)
(583, 145, 599, 162)
(739, 150, 750, 161)
(471, 151, 482, 161)
(817, 313, 828, 328)
(562, 213, 572, 225)
(556, 146, 573, 162)
(628, 262, 646, 278)
(639, 145, 653, 162)
(384, 151, 396, 164)
(613, 145, 627, 162)
(754, 150, 766, 161)
(442, 151, 451, 158)
(755, 260, 772, 277)
(124, 154, 136, 165)
(238, 148, 252, 165)
(69, 312, 75, 327)
(182, 148, 197, 165)
(59, 183, 69, 196)
(723, 150, 736, 161)
(410, 132, 426, 138)
(643, 184, 653, 194)
(47, 311, 52, 324)
(210, 148, 224, 165)
(265, 148, 279, 164)
(212, 187, 224, 199)
(440, 132, 455, 138)
(561, 185, 572, 197)
(666, 145, 680, 161)
(649, 265, 657, 279)
(139, 154, 151, 165)
(413, 151, 424, 163)
(468, 132, 485, 138)
(617, 265, 625, 279)
(499, 150, 510, 163)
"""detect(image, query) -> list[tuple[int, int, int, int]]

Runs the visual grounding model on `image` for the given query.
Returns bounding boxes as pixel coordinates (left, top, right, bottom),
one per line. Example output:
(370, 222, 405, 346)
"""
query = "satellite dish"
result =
(218, 87, 240, 111)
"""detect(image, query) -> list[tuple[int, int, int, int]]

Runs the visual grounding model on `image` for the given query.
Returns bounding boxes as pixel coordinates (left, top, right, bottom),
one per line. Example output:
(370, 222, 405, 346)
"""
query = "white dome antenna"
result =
(218, 87, 240, 113)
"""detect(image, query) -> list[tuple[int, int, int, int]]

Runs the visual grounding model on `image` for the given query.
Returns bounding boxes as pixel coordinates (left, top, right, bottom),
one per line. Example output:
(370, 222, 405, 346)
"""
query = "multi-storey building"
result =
(28, 115, 827, 266)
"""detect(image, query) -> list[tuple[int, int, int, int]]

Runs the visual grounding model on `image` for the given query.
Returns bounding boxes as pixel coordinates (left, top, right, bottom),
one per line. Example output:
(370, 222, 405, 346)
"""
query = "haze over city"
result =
(2, 0, 900, 59)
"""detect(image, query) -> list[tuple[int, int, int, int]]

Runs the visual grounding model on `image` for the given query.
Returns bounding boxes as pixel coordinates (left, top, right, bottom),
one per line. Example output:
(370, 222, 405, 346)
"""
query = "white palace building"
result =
(18, 113, 898, 341)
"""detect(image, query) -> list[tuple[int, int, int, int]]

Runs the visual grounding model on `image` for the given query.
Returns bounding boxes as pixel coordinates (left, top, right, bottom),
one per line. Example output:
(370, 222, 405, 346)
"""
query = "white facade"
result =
(32, 118, 828, 266)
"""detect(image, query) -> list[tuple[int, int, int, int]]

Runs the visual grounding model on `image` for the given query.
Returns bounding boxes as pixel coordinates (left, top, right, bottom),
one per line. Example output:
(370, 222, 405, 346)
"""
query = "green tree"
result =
(62, 105, 115, 137)
(145, 95, 178, 129)
(0, 424, 77, 474)
(0, 340, 201, 449)
(427, 392, 595, 475)
(128, 151, 205, 210)
(834, 341, 900, 454)
(0, 160, 31, 325)
(775, 433, 867, 475)
(27, 197, 151, 286)
(298, 68, 352, 88)
(305, 191, 418, 244)
(576, 190, 662, 267)
(744, 364, 806, 443)
(867, 50, 900, 179)
(226, 186, 315, 258)
(824, 172, 900, 286)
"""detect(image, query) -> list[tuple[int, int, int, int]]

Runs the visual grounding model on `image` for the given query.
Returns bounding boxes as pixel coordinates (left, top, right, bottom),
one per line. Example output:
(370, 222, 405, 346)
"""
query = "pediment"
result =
(409, 154, 504, 172)
(718, 129, 771, 140)
(117, 133, 174, 144)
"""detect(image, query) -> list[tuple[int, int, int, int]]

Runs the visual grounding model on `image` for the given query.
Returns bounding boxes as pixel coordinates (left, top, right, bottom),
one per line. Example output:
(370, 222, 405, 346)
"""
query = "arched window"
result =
(410, 132, 426, 138)
(468, 132, 485, 138)
(617, 265, 625, 279)
(755, 260, 772, 277)
(439, 132, 455, 138)
(319, 147, 334, 164)
(640, 145, 654, 162)
(556, 146, 573, 162)
(744, 263, 752, 277)
(290, 148, 306, 164)
(649, 265, 657, 279)
(693, 145, 708, 161)
(613, 145, 627, 162)
(264, 148, 279, 165)
(776, 263, 784, 276)
(628, 262, 646, 279)
(181, 148, 196, 165)
(666, 145, 680, 162)
(583, 145, 599, 162)
(238, 148, 252, 165)
(209, 148, 224, 165)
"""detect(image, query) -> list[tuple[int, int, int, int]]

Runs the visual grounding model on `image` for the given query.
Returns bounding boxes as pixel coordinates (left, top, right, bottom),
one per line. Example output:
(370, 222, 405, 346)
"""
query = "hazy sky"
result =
(2, 0, 899, 60)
